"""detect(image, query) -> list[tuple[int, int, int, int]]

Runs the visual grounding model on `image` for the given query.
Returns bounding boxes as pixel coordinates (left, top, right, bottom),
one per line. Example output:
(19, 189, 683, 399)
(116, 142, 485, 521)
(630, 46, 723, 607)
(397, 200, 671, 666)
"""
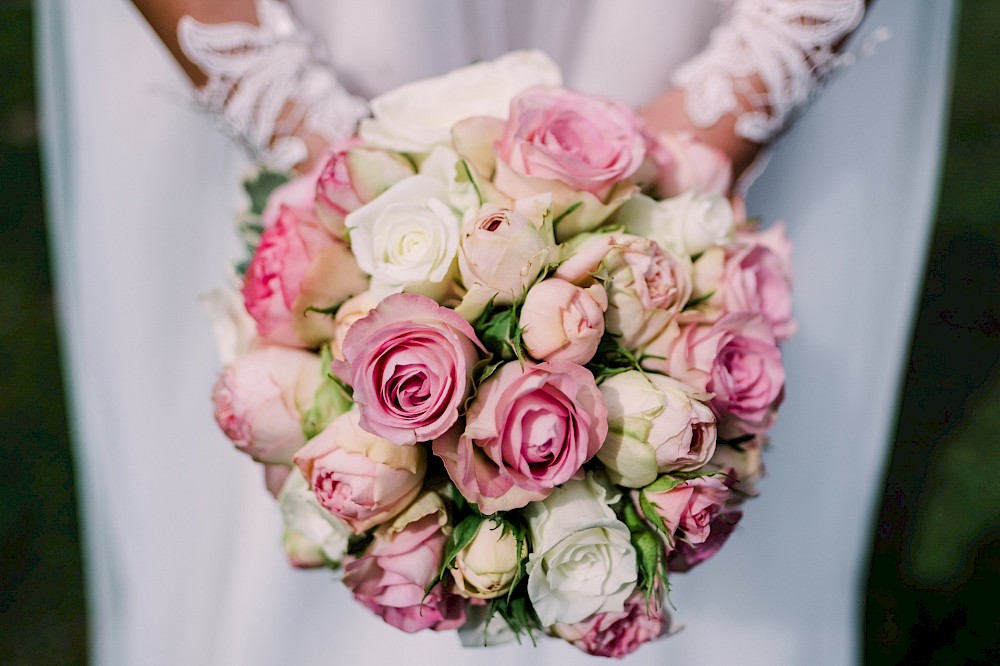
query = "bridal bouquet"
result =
(208, 51, 794, 658)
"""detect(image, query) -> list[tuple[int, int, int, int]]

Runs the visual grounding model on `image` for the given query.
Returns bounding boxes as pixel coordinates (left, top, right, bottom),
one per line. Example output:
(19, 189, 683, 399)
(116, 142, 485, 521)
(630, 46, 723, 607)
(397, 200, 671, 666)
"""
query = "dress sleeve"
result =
(671, 0, 866, 144)
(177, 0, 368, 170)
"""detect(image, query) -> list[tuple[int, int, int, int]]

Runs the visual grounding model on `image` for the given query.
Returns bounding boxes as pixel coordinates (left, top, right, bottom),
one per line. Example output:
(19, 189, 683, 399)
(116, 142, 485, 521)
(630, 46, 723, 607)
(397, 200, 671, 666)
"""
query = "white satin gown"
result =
(36, 1, 956, 664)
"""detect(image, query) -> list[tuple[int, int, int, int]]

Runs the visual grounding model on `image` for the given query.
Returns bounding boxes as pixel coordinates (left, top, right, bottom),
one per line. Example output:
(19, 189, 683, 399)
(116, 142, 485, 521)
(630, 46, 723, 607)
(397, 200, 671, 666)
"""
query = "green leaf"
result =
(684, 290, 716, 310)
(473, 303, 524, 363)
(552, 200, 583, 229)
(644, 474, 686, 495)
(301, 374, 353, 440)
(426, 514, 486, 596)
(243, 168, 291, 215)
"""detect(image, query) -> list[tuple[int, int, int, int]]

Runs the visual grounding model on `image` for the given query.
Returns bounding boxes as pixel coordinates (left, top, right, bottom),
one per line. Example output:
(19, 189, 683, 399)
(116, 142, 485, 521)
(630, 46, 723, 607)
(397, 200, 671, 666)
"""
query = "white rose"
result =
(277, 467, 352, 566)
(360, 50, 562, 154)
(345, 170, 460, 299)
(524, 475, 637, 626)
(450, 520, 521, 599)
(598, 370, 717, 488)
(618, 191, 734, 256)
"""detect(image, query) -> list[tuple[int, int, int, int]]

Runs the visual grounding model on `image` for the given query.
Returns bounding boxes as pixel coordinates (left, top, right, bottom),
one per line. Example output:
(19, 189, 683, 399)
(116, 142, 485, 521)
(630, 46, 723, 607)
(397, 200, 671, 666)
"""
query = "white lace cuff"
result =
(178, 0, 369, 170)
(672, 0, 865, 144)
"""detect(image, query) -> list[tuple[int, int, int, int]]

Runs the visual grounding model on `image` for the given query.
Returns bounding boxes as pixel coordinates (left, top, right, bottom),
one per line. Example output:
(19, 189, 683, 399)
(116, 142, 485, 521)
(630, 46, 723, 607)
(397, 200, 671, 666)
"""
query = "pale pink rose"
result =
(645, 314, 785, 436)
(263, 464, 292, 499)
(433, 360, 608, 513)
(648, 130, 733, 198)
(293, 409, 427, 533)
(212, 346, 323, 465)
(242, 205, 368, 348)
(519, 278, 608, 365)
(551, 587, 670, 658)
(458, 206, 552, 307)
(343, 496, 466, 633)
(644, 475, 731, 546)
(315, 140, 416, 234)
(329, 290, 380, 362)
(737, 222, 794, 282)
(720, 243, 796, 343)
(603, 236, 692, 350)
(668, 508, 742, 573)
(332, 293, 485, 446)
(496, 87, 646, 198)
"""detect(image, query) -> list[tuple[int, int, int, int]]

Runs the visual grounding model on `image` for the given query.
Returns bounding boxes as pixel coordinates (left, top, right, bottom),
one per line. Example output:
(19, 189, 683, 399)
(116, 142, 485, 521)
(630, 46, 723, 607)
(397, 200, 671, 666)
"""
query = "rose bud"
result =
(706, 437, 766, 499)
(458, 206, 552, 308)
(315, 142, 415, 234)
(598, 370, 717, 488)
(212, 346, 324, 465)
(519, 278, 607, 365)
(643, 475, 731, 546)
(602, 236, 693, 350)
(293, 409, 427, 534)
(450, 521, 520, 600)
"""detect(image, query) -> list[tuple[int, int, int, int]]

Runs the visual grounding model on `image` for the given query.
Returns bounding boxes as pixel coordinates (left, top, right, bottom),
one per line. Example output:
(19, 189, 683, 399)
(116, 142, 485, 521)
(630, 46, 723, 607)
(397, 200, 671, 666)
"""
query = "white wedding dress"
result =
(37, 1, 956, 664)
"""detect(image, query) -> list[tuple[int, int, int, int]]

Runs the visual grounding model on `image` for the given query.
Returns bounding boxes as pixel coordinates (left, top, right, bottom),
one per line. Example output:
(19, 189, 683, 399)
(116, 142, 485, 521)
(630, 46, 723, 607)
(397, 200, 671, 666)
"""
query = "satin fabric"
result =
(37, 1, 955, 664)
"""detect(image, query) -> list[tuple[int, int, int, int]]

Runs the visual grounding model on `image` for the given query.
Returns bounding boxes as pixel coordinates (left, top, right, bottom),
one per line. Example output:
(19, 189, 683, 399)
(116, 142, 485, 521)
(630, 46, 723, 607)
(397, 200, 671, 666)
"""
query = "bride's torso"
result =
(290, 0, 723, 104)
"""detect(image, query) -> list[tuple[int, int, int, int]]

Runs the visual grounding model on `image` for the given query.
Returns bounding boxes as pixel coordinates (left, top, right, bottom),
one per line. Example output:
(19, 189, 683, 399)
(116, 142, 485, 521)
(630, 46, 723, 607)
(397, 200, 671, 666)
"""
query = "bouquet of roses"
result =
(208, 50, 794, 658)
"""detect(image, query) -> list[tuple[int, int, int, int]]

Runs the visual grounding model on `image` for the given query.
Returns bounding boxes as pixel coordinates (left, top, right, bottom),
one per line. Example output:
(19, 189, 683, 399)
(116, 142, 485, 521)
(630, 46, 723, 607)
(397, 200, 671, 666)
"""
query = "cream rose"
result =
(450, 520, 521, 600)
(345, 171, 460, 299)
(597, 370, 717, 488)
(360, 50, 561, 154)
(277, 466, 353, 567)
(524, 474, 637, 626)
(618, 191, 735, 257)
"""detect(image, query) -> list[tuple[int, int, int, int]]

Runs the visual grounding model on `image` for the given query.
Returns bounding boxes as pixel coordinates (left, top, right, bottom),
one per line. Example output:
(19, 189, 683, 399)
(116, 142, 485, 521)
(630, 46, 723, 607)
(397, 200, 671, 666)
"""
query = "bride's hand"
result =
(132, 0, 368, 173)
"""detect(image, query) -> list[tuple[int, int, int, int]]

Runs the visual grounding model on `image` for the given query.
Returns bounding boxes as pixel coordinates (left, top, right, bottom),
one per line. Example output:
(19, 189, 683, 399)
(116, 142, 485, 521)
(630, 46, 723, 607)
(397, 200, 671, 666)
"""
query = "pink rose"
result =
(648, 130, 733, 198)
(343, 494, 466, 633)
(643, 475, 731, 546)
(332, 293, 485, 446)
(433, 360, 607, 513)
(551, 587, 670, 658)
(519, 278, 608, 365)
(211, 346, 323, 465)
(293, 409, 427, 533)
(496, 87, 646, 198)
(242, 205, 368, 348)
(668, 509, 742, 573)
(645, 314, 785, 436)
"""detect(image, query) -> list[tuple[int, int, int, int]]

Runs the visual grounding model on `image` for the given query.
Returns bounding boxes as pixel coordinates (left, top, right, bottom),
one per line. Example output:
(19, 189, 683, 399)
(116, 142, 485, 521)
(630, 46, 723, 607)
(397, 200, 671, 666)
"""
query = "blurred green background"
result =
(0, 1, 997, 663)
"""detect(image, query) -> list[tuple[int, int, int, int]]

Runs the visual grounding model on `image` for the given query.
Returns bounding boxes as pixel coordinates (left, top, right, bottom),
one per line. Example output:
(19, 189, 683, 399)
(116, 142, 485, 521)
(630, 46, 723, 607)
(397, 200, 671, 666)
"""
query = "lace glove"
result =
(672, 0, 866, 144)
(177, 0, 368, 171)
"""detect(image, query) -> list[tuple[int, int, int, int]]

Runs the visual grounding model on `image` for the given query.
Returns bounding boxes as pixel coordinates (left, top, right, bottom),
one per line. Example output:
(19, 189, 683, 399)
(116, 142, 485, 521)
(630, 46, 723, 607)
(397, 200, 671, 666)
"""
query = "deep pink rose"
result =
(551, 587, 670, 658)
(343, 508, 466, 633)
(211, 346, 322, 465)
(332, 293, 485, 445)
(644, 475, 731, 546)
(646, 314, 785, 435)
(293, 409, 427, 533)
(496, 87, 645, 198)
(433, 360, 608, 513)
(242, 205, 368, 348)
(668, 508, 742, 573)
